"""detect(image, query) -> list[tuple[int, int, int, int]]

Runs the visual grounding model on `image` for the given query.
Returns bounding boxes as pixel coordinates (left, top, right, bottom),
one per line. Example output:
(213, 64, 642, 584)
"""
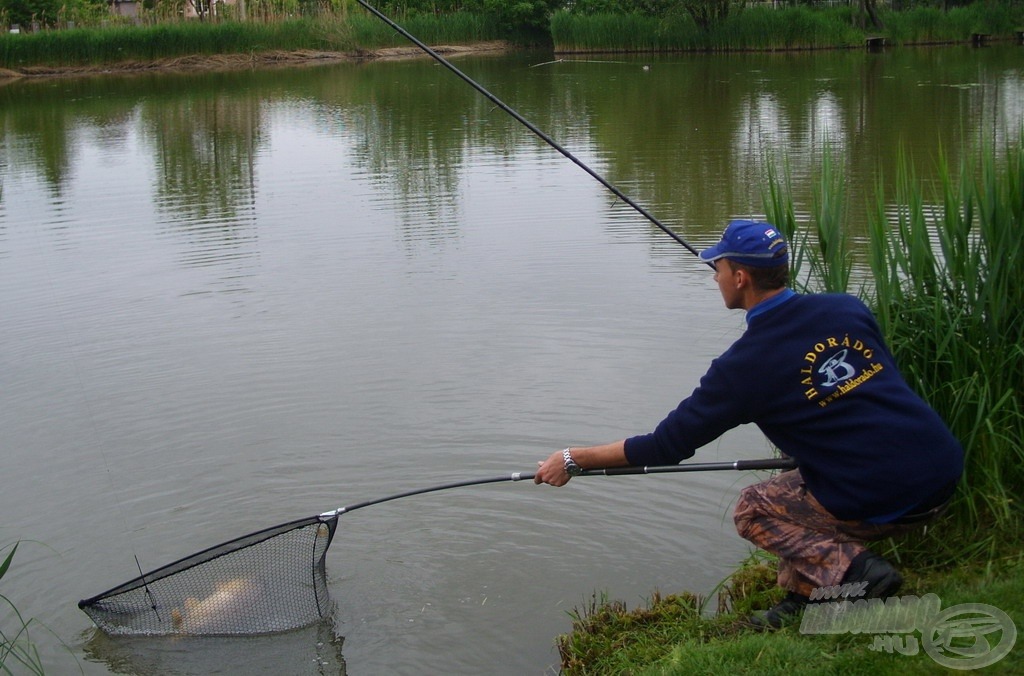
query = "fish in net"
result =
(79, 515, 337, 636)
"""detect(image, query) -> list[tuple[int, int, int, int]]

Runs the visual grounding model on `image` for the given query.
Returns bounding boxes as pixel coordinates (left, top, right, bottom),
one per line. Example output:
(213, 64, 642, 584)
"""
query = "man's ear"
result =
(733, 267, 750, 289)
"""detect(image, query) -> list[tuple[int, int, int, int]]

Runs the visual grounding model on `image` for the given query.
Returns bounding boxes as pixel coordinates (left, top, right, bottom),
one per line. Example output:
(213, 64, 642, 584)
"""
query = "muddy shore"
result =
(0, 41, 510, 80)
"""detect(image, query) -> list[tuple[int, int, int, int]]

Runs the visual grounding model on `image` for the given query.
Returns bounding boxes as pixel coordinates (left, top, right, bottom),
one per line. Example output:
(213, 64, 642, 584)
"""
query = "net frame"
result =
(79, 515, 338, 636)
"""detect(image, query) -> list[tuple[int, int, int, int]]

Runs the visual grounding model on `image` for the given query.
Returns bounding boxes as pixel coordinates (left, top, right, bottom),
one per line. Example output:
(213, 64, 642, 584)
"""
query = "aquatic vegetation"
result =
(552, 4, 1023, 52)
(766, 138, 1024, 568)
(1, 543, 45, 675)
(866, 142, 1024, 564)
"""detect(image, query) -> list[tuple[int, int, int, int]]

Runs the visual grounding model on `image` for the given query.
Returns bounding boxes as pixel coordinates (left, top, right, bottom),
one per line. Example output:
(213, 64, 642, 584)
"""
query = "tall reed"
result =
(867, 142, 1023, 562)
(550, 11, 701, 52)
(763, 146, 853, 295)
(0, 543, 45, 675)
(766, 139, 1024, 565)
(348, 11, 498, 48)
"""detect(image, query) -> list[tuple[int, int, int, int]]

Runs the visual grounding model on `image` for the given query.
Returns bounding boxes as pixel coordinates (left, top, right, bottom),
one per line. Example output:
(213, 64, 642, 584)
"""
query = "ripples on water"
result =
(1, 46, 1020, 675)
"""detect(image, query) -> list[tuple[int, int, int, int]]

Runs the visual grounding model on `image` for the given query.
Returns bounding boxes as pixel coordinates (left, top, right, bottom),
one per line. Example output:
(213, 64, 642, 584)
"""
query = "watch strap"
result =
(562, 448, 583, 476)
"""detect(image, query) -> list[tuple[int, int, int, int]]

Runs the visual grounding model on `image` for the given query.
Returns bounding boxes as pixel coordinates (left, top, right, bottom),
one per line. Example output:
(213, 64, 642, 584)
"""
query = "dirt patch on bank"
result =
(0, 41, 509, 80)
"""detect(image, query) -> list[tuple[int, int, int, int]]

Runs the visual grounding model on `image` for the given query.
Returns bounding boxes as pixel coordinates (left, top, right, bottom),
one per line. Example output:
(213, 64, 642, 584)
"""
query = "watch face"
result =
(563, 449, 582, 475)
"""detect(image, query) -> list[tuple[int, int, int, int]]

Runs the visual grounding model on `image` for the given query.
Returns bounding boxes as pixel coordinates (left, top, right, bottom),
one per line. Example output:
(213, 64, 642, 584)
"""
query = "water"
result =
(1, 44, 1021, 675)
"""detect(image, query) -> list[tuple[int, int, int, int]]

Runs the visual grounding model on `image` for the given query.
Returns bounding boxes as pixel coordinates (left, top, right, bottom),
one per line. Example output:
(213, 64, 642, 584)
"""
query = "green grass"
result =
(560, 553, 1024, 674)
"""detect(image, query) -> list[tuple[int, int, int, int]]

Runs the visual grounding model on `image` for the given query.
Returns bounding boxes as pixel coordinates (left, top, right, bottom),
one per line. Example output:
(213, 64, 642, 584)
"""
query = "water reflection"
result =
(82, 617, 346, 675)
(144, 86, 260, 227)
(141, 81, 262, 277)
(2, 47, 1020, 249)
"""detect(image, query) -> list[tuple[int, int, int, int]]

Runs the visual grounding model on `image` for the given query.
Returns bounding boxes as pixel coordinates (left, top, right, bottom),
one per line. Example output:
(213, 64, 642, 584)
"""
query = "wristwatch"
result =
(562, 448, 583, 476)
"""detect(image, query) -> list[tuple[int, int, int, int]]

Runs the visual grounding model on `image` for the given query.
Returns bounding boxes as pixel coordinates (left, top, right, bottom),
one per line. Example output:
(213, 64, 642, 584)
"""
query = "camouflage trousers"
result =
(733, 469, 917, 598)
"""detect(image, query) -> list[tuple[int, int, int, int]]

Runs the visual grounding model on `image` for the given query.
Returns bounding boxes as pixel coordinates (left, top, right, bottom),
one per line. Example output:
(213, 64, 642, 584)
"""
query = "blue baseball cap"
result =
(699, 220, 789, 268)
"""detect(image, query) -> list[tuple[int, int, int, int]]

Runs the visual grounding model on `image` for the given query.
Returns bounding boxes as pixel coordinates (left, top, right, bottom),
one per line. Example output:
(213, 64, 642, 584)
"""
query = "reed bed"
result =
(766, 139, 1024, 566)
(883, 4, 1020, 45)
(552, 4, 1022, 52)
(347, 11, 499, 48)
(1, 20, 335, 67)
(709, 6, 863, 51)
(552, 7, 865, 53)
(550, 12, 702, 52)
(868, 143, 1023, 563)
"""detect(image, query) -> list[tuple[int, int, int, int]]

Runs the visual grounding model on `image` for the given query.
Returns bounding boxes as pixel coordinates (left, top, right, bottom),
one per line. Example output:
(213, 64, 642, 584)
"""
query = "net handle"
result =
(322, 457, 795, 517)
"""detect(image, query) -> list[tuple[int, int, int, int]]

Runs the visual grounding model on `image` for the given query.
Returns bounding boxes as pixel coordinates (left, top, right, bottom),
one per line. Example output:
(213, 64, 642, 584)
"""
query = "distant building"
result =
(106, 0, 238, 20)
(109, 0, 140, 18)
(184, 0, 239, 19)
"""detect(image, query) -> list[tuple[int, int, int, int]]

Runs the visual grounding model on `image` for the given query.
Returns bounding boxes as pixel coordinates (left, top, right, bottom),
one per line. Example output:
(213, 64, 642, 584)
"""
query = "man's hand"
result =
(534, 449, 573, 486)
(533, 441, 630, 486)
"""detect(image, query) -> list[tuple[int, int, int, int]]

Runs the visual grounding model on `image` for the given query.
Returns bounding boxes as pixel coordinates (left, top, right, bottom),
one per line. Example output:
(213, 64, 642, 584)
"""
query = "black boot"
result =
(747, 591, 809, 630)
(842, 551, 903, 599)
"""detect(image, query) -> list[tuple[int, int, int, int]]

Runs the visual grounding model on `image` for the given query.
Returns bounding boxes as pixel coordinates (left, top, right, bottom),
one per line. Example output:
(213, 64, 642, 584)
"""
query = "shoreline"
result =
(2, 34, 1018, 81)
(0, 41, 511, 80)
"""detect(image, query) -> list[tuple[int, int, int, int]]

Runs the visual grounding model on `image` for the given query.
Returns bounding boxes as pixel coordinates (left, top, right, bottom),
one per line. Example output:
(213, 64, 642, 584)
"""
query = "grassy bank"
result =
(559, 138, 1023, 672)
(562, 554, 1023, 674)
(0, 13, 503, 70)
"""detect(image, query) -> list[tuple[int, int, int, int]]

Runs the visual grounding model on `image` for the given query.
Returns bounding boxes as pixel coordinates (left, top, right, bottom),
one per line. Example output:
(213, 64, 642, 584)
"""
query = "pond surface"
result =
(1, 44, 1021, 675)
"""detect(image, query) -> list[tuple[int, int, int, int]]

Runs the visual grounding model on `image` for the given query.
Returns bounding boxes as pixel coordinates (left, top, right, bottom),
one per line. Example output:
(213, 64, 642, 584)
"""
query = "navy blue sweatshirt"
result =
(624, 291, 964, 521)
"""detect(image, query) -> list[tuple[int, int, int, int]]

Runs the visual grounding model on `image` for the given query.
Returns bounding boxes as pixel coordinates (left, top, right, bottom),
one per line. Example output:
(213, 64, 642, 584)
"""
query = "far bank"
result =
(2, 5, 1022, 78)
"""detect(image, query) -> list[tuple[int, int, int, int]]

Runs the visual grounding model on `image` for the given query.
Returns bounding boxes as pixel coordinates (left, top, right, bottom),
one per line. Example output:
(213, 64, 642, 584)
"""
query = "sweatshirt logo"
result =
(818, 349, 856, 386)
(801, 334, 884, 406)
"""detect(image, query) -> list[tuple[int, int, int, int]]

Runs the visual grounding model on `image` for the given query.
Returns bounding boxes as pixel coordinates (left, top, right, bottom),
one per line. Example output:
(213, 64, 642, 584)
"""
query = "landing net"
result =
(79, 515, 337, 636)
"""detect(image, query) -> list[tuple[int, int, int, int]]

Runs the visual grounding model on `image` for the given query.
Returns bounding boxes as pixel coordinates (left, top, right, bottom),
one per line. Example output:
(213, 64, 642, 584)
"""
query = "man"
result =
(534, 219, 964, 628)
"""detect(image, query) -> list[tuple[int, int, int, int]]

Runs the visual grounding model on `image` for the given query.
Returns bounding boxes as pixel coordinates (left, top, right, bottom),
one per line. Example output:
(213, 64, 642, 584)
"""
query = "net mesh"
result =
(79, 515, 338, 636)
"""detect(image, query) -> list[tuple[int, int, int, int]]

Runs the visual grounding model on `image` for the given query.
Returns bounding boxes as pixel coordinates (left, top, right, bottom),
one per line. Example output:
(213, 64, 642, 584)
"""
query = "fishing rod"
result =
(354, 0, 704, 261)
(322, 457, 797, 516)
(79, 456, 795, 636)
